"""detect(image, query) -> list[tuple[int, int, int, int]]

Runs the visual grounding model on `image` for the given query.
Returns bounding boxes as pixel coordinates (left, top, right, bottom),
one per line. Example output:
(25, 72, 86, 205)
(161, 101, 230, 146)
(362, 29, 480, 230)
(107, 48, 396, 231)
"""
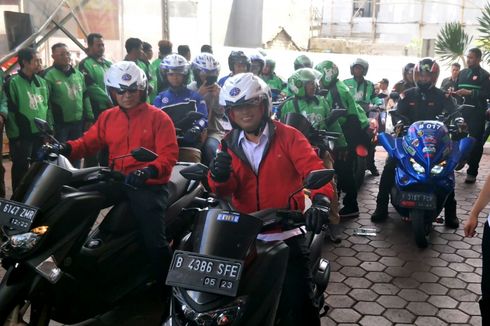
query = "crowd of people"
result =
(1, 32, 490, 323)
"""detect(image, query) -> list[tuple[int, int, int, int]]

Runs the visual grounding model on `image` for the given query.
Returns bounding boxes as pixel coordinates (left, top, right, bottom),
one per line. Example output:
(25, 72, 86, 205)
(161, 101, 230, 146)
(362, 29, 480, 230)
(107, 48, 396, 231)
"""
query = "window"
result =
(353, 0, 373, 18)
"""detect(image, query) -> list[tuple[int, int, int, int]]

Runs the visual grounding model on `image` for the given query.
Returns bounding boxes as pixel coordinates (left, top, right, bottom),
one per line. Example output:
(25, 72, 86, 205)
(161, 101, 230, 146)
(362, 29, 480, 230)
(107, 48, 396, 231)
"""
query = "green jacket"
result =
(4, 71, 52, 139)
(0, 70, 8, 119)
(42, 65, 93, 124)
(343, 77, 383, 109)
(262, 73, 285, 92)
(135, 59, 156, 103)
(279, 95, 347, 148)
(324, 80, 369, 129)
(78, 56, 112, 116)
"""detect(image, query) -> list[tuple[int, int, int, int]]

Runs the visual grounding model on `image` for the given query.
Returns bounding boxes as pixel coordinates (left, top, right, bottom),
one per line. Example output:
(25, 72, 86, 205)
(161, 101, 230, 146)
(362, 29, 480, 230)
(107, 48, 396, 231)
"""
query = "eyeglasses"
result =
(116, 88, 139, 95)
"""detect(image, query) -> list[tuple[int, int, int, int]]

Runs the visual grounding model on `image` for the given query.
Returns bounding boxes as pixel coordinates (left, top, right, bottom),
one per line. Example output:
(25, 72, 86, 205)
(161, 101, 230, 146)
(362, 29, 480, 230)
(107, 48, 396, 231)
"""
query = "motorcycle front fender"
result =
(378, 132, 396, 158)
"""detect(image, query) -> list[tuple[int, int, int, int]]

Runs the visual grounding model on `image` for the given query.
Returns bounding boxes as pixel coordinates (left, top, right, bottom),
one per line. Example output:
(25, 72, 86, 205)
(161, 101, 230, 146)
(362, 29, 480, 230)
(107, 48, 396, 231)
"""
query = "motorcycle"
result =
(163, 167, 335, 326)
(0, 119, 205, 325)
(378, 107, 475, 248)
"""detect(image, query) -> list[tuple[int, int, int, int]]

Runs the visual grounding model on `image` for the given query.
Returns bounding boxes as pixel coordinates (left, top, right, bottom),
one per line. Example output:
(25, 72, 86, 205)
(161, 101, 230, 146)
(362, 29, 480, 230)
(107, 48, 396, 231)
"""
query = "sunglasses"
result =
(116, 88, 139, 95)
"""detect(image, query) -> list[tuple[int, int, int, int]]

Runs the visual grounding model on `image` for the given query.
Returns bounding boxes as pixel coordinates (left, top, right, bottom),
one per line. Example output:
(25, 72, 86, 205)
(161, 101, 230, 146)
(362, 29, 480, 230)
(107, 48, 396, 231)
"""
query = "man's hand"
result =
(454, 89, 472, 97)
(305, 195, 330, 234)
(37, 143, 71, 161)
(464, 216, 478, 237)
(183, 126, 202, 144)
(210, 150, 232, 183)
(125, 166, 157, 187)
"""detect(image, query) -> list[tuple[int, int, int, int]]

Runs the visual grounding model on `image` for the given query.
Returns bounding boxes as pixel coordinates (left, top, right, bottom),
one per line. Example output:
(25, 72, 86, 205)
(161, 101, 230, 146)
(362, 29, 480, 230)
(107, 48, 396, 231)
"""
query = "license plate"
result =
(0, 198, 38, 232)
(166, 250, 243, 297)
(398, 191, 436, 210)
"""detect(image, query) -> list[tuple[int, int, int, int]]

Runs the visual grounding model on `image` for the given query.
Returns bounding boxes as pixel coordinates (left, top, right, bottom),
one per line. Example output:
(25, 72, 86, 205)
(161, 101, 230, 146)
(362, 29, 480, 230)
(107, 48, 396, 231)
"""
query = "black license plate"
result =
(0, 198, 38, 232)
(398, 191, 436, 210)
(166, 250, 243, 297)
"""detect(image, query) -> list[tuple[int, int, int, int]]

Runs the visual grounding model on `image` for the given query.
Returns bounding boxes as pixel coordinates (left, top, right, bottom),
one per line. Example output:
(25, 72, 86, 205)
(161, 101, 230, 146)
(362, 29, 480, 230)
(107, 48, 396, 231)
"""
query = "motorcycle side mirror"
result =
(325, 109, 347, 127)
(180, 163, 209, 180)
(282, 112, 312, 136)
(303, 169, 335, 189)
(34, 118, 52, 135)
(131, 147, 158, 162)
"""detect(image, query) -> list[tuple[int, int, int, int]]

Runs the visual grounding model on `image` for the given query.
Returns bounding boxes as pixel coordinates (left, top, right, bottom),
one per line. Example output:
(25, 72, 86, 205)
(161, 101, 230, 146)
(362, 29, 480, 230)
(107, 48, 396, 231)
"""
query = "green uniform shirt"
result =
(0, 70, 8, 118)
(42, 65, 93, 124)
(135, 59, 155, 103)
(4, 71, 51, 139)
(78, 56, 112, 116)
(262, 73, 285, 92)
(325, 81, 369, 129)
(343, 77, 383, 109)
(280, 95, 347, 148)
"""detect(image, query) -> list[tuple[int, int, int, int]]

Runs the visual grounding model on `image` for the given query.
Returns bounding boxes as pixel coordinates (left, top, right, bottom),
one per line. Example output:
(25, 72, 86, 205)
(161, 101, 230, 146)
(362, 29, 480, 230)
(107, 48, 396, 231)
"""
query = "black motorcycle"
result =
(163, 167, 334, 326)
(0, 119, 205, 325)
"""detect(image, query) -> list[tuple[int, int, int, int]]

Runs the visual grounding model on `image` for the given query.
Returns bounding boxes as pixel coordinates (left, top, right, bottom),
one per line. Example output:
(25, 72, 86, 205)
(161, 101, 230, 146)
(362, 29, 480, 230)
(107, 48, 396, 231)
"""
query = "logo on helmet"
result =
(229, 87, 241, 97)
(122, 73, 132, 81)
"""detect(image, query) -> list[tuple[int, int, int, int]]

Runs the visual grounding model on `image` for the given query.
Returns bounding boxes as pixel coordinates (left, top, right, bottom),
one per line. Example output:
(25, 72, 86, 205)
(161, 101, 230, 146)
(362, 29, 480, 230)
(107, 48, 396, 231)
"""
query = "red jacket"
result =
(68, 102, 178, 185)
(208, 120, 334, 214)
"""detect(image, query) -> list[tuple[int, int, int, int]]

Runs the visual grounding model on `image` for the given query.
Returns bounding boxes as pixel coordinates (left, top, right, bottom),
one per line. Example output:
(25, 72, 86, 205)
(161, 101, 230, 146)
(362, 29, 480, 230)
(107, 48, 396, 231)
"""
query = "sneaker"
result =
(339, 205, 359, 218)
(371, 207, 389, 222)
(465, 174, 477, 184)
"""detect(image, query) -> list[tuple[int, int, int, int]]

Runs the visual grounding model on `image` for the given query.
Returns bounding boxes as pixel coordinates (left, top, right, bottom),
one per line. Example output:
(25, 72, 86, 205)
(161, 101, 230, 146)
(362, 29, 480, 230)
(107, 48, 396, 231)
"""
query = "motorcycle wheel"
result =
(354, 156, 366, 189)
(411, 209, 431, 248)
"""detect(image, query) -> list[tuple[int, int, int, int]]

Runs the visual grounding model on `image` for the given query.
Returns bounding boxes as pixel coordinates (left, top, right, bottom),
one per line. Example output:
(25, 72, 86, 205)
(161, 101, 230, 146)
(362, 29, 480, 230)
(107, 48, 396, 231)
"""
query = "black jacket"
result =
(456, 66, 490, 110)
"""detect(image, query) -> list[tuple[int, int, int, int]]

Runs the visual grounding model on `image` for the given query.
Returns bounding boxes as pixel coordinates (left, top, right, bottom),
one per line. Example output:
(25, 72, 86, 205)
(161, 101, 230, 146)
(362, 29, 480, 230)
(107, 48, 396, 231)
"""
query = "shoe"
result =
(465, 174, 477, 184)
(368, 167, 380, 176)
(339, 205, 359, 218)
(444, 212, 460, 229)
(371, 207, 389, 222)
(455, 161, 466, 171)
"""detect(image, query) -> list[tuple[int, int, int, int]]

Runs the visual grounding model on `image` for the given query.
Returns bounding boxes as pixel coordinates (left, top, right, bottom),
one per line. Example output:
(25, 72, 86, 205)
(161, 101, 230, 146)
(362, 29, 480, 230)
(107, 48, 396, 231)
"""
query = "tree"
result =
(434, 22, 472, 68)
(477, 2, 490, 64)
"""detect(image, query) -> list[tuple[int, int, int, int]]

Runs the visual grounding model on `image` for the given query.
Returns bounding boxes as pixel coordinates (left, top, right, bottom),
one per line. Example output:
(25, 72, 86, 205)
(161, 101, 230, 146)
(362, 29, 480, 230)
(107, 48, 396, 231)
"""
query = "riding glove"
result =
(125, 166, 158, 187)
(210, 150, 232, 183)
(305, 195, 330, 234)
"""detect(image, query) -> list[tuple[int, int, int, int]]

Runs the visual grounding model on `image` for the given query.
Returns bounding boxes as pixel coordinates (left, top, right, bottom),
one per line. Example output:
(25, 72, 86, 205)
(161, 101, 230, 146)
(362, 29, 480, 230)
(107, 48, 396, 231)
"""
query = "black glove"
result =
(125, 166, 158, 187)
(183, 126, 202, 145)
(210, 150, 232, 183)
(36, 143, 71, 161)
(304, 195, 330, 234)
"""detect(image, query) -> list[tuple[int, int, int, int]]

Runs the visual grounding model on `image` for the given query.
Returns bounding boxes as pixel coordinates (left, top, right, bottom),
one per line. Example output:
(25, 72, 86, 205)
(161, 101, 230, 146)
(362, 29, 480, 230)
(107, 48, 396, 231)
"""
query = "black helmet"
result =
(228, 51, 251, 73)
(403, 63, 415, 80)
(413, 58, 440, 91)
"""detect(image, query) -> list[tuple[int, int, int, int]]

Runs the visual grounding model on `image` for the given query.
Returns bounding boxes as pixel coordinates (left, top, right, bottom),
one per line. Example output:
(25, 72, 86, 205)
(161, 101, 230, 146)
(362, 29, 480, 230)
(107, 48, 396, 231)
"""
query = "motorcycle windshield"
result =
(12, 162, 72, 208)
(191, 209, 263, 260)
(404, 120, 451, 170)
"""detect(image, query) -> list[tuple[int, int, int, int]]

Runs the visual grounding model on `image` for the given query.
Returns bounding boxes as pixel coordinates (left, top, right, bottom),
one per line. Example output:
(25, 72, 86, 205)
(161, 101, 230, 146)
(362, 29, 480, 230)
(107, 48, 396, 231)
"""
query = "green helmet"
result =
(315, 60, 339, 88)
(288, 68, 321, 97)
(294, 55, 313, 70)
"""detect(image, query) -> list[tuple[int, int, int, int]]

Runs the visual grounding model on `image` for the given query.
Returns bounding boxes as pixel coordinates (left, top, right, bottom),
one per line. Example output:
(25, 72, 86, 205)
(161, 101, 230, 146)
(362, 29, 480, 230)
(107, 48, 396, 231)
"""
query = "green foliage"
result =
(477, 2, 490, 64)
(435, 22, 472, 67)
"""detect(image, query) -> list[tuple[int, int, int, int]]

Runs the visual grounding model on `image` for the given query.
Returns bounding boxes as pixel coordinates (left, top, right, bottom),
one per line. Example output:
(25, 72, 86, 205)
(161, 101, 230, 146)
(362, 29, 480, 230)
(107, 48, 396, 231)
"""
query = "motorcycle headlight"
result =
(430, 161, 446, 175)
(174, 293, 247, 326)
(2, 226, 48, 255)
(410, 158, 425, 174)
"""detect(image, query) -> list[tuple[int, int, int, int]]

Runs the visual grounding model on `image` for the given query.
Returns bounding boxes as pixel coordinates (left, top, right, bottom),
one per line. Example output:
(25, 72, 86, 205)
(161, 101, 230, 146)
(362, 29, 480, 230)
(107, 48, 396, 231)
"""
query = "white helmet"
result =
(220, 73, 272, 130)
(192, 52, 220, 76)
(160, 53, 190, 75)
(105, 61, 147, 91)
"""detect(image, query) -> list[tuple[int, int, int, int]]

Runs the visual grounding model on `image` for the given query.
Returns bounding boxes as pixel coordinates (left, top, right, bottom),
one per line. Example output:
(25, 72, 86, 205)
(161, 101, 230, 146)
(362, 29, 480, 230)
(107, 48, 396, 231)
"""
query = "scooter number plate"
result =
(398, 191, 436, 210)
(0, 198, 38, 232)
(166, 250, 243, 297)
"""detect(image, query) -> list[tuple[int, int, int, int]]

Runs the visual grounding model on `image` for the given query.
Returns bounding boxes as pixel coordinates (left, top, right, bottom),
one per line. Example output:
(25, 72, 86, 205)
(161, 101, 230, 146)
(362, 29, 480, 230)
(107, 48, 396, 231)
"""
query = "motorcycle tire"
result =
(411, 209, 431, 248)
(354, 156, 366, 190)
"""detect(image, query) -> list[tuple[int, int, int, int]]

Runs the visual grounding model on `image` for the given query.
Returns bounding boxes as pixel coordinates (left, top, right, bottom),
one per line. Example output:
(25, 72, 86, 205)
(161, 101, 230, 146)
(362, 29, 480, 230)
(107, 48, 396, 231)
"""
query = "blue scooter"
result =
(378, 109, 475, 248)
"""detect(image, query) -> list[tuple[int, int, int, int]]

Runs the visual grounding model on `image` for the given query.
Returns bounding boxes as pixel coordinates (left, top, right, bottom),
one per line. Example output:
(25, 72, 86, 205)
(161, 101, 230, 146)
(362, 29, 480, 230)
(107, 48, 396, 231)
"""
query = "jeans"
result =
(55, 122, 84, 168)
(9, 136, 43, 192)
(277, 234, 320, 326)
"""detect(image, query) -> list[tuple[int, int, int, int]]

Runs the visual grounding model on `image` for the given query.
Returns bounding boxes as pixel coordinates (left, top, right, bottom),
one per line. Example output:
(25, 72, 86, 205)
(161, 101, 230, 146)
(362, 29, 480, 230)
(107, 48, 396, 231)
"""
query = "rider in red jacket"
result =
(208, 73, 333, 326)
(61, 62, 178, 294)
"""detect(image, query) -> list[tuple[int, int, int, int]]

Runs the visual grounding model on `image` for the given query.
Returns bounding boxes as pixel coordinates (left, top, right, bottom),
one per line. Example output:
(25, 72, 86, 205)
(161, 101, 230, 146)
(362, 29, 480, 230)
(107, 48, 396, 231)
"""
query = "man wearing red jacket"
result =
(208, 73, 333, 326)
(60, 61, 178, 289)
